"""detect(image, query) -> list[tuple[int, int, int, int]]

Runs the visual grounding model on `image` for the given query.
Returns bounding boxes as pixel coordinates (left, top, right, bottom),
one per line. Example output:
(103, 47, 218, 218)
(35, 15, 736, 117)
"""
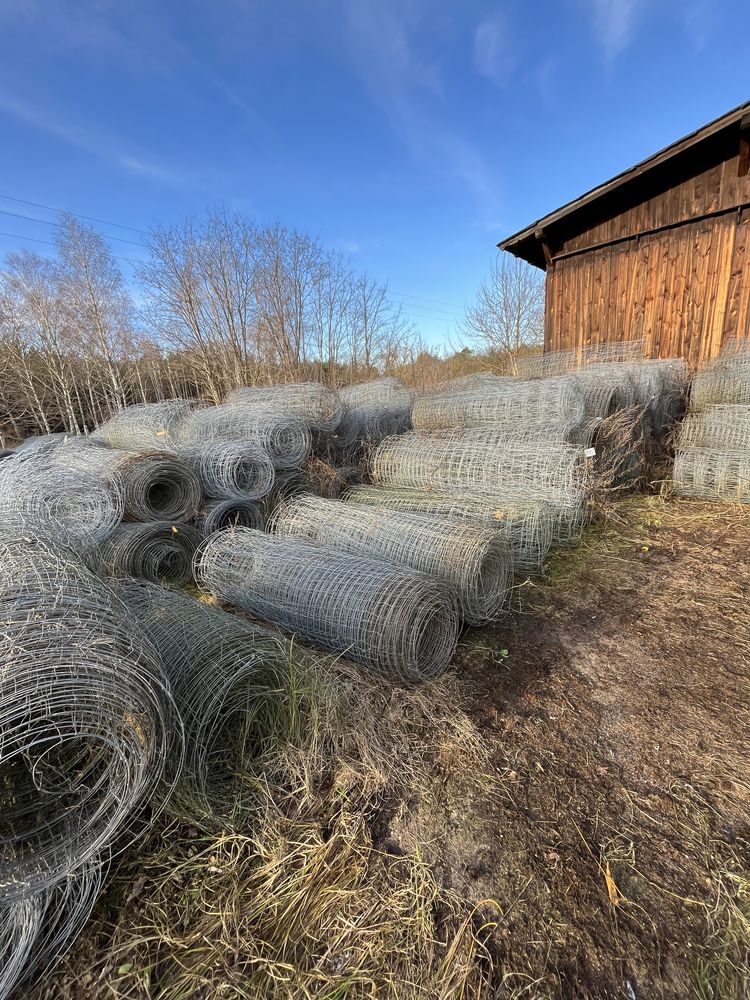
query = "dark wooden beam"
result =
(739, 115, 750, 177)
(535, 228, 554, 269)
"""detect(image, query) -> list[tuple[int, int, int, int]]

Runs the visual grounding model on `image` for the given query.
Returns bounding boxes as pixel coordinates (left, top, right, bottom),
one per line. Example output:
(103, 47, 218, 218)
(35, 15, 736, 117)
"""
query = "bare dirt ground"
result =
(26, 496, 749, 1000)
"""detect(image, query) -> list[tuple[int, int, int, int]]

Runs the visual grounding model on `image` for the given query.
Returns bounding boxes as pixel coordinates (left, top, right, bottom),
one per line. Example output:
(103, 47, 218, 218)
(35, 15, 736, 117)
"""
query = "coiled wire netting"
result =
(118, 580, 296, 827)
(344, 484, 553, 576)
(411, 378, 585, 435)
(272, 495, 513, 624)
(92, 400, 195, 451)
(0, 533, 178, 905)
(196, 498, 267, 536)
(372, 429, 588, 506)
(178, 439, 275, 501)
(673, 448, 750, 503)
(225, 382, 342, 433)
(0, 855, 105, 1000)
(0, 460, 123, 549)
(51, 440, 201, 522)
(515, 340, 647, 379)
(97, 522, 202, 584)
(690, 356, 750, 411)
(176, 405, 312, 469)
(335, 377, 413, 449)
(195, 529, 460, 683)
(677, 406, 750, 452)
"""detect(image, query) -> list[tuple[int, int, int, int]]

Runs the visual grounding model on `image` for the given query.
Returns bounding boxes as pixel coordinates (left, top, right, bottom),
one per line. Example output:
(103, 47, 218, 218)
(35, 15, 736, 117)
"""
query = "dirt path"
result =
(380, 497, 750, 999)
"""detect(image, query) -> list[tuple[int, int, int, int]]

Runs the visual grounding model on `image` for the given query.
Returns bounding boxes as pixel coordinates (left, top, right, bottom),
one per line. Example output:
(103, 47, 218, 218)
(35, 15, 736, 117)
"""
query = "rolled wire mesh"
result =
(196, 498, 267, 537)
(516, 341, 647, 379)
(0, 855, 106, 1000)
(336, 377, 413, 450)
(718, 336, 750, 358)
(225, 382, 342, 433)
(14, 433, 83, 458)
(411, 378, 585, 434)
(97, 522, 202, 585)
(178, 439, 275, 501)
(0, 533, 178, 904)
(678, 405, 750, 451)
(51, 440, 201, 522)
(344, 484, 553, 575)
(92, 400, 195, 451)
(372, 429, 588, 507)
(690, 357, 750, 411)
(175, 405, 312, 469)
(673, 448, 750, 503)
(195, 529, 460, 683)
(0, 459, 123, 549)
(272, 495, 513, 624)
(117, 580, 294, 827)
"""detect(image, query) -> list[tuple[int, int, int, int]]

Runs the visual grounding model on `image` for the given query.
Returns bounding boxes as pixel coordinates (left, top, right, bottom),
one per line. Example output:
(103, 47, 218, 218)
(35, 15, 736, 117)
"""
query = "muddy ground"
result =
(381, 496, 750, 998)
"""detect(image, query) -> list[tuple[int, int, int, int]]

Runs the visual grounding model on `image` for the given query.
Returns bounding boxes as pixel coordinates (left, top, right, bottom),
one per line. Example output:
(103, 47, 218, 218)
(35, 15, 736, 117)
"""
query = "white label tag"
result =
(584, 447, 596, 458)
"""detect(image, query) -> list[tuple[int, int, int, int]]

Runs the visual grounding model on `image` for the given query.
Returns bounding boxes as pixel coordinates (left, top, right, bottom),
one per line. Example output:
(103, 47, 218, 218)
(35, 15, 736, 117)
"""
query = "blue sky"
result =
(0, 0, 748, 348)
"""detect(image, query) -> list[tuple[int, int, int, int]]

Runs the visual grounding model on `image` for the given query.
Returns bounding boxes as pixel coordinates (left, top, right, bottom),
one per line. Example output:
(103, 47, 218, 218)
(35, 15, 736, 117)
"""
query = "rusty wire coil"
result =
(225, 382, 342, 432)
(176, 405, 312, 469)
(118, 580, 295, 827)
(97, 521, 202, 585)
(0, 533, 179, 905)
(195, 528, 460, 683)
(272, 494, 513, 624)
(344, 484, 554, 575)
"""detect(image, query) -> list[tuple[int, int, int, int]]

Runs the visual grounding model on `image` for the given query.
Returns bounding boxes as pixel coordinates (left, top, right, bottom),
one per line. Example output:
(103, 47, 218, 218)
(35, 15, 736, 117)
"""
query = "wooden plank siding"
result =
(544, 210, 750, 366)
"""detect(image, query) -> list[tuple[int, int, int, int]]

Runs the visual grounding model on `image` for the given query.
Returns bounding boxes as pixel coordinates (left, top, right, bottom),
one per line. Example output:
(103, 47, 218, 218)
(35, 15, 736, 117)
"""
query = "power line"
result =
(392, 299, 463, 320)
(391, 290, 465, 310)
(0, 194, 148, 236)
(0, 229, 145, 266)
(0, 208, 146, 247)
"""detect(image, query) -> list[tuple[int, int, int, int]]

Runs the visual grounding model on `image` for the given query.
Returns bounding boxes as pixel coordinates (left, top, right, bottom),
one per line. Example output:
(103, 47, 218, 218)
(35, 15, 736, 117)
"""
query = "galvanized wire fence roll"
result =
(689, 357, 750, 411)
(673, 448, 750, 503)
(0, 533, 178, 905)
(372, 429, 588, 506)
(51, 441, 201, 523)
(92, 400, 195, 451)
(0, 855, 106, 1000)
(0, 459, 123, 549)
(344, 484, 554, 576)
(14, 433, 82, 458)
(97, 522, 202, 585)
(178, 439, 275, 501)
(411, 377, 585, 434)
(678, 405, 750, 451)
(195, 529, 460, 683)
(196, 498, 266, 536)
(175, 405, 312, 469)
(336, 377, 413, 450)
(225, 382, 343, 433)
(117, 580, 295, 827)
(272, 495, 512, 625)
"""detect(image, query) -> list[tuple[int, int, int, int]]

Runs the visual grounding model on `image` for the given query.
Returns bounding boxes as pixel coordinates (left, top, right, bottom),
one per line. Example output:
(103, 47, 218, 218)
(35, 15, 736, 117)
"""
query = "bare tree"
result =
(462, 254, 545, 373)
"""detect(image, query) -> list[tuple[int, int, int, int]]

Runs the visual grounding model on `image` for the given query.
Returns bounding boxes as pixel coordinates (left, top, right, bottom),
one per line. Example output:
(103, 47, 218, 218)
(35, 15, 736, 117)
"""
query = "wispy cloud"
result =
(0, 91, 185, 184)
(584, 0, 648, 61)
(473, 12, 517, 85)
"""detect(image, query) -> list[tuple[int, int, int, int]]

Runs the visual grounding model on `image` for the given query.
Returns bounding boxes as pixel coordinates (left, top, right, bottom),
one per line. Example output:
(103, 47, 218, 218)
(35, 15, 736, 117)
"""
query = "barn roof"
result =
(499, 99, 750, 269)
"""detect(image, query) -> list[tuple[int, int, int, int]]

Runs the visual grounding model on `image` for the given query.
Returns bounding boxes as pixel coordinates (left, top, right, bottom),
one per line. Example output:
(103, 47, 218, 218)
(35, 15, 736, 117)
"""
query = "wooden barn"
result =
(499, 100, 750, 368)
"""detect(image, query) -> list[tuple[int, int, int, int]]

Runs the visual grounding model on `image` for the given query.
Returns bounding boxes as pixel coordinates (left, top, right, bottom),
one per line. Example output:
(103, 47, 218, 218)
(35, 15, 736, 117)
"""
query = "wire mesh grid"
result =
(690, 357, 750, 411)
(0, 459, 123, 548)
(225, 382, 343, 432)
(673, 448, 750, 503)
(195, 528, 460, 683)
(51, 440, 201, 522)
(0, 533, 179, 904)
(335, 377, 413, 451)
(411, 378, 585, 434)
(176, 405, 312, 469)
(93, 400, 196, 451)
(677, 405, 750, 452)
(118, 580, 295, 827)
(343, 484, 553, 575)
(371, 429, 589, 507)
(178, 439, 275, 501)
(516, 341, 647, 378)
(97, 521, 202, 585)
(272, 494, 513, 624)
(196, 497, 267, 536)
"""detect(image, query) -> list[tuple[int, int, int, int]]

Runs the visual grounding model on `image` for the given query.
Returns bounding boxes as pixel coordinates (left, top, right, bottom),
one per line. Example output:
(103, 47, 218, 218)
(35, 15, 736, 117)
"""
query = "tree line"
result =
(0, 208, 544, 445)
